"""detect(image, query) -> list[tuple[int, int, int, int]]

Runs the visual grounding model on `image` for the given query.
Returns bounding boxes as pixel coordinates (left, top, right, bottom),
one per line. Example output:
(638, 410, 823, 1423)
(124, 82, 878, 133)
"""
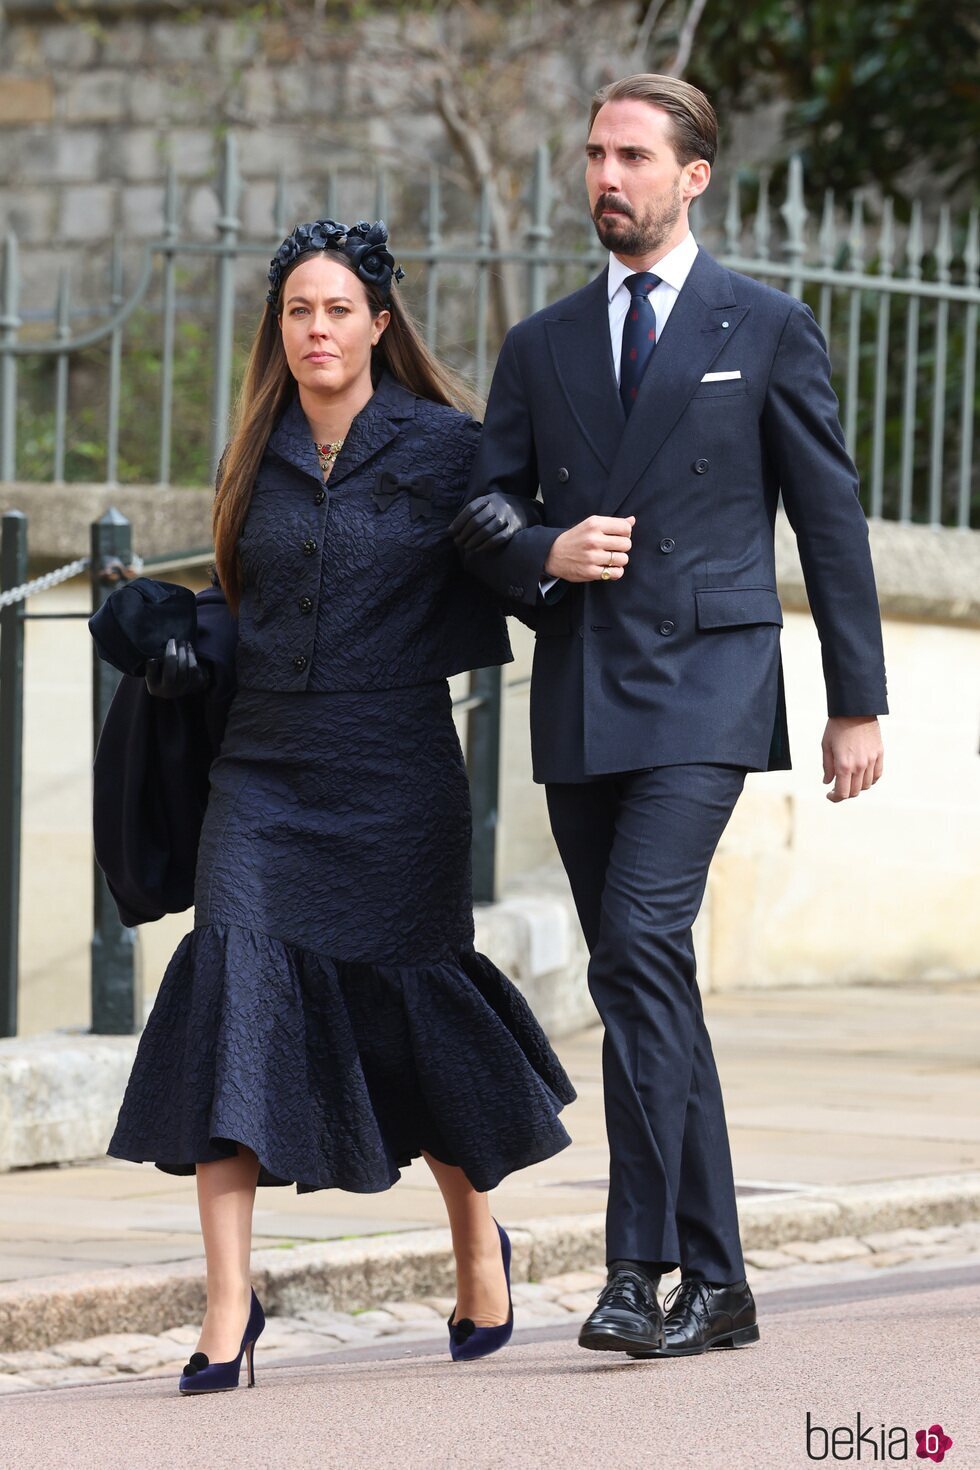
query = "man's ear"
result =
(685, 160, 711, 201)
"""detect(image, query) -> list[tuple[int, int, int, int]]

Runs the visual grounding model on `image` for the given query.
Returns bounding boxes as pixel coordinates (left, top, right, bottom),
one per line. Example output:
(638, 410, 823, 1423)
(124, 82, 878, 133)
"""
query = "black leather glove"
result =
(450, 491, 541, 554)
(144, 637, 212, 698)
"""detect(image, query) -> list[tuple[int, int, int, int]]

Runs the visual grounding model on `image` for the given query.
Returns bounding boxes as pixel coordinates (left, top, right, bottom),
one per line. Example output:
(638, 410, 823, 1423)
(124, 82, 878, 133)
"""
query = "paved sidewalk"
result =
(2, 980, 978, 1286)
(1, 1219, 978, 1391)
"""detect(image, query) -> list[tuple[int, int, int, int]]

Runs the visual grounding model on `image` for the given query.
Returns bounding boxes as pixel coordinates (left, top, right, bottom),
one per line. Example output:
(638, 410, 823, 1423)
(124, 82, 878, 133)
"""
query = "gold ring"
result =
(600, 568, 611, 581)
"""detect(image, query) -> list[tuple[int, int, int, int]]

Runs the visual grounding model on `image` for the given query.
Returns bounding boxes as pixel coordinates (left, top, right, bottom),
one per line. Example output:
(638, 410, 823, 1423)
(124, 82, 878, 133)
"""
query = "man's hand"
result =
(821, 716, 883, 802)
(544, 515, 635, 582)
(145, 637, 211, 698)
(450, 492, 540, 554)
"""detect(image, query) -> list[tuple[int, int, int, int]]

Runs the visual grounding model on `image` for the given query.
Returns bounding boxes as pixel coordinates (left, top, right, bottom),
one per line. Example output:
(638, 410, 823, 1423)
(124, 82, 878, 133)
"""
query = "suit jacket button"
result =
(292, 653, 308, 671)
(659, 537, 675, 553)
(515, 584, 525, 597)
(659, 620, 675, 636)
(314, 489, 326, 505)
(298, 595, 313, 614)
(302, 537, 317, 555)
(693, 458, 709, 474)
(557, 467, 569, 483)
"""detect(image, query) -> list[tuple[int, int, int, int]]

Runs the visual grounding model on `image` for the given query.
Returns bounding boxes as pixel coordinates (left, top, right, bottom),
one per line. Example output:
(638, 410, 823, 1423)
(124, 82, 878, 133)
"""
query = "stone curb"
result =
(1, 1171, 977, 1353)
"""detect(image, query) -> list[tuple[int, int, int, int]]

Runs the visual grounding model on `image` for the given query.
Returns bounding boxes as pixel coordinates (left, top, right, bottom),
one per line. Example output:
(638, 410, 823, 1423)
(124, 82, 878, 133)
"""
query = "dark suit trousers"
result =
(546, 763, 747, 1282)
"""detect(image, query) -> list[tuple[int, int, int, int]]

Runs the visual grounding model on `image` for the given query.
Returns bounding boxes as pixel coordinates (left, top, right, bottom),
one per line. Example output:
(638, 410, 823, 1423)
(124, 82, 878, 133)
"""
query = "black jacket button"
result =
(659, 620, 675, 636)
(659, 537, 675, 553)
(557, 467, 569, 483)
(314, 489, 326, 505)
(298, 595, 313, 614)
(292, 653, 308, 670)
(514, 584, 525, 597)
(693, 458, 709, 474)
(302, 537, 317, 555)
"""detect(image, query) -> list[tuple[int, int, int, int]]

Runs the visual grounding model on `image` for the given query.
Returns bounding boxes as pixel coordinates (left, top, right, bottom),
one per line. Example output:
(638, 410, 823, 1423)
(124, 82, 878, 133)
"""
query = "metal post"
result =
(780, 156, 808, 301)
(0, 510, 28, 1037)
(211, 135, 241, 481)
(0, 233, 20, 483)
(525, 144, 552, 317)
(90, 509, 140, 1034)
(466, 666, 502, 905)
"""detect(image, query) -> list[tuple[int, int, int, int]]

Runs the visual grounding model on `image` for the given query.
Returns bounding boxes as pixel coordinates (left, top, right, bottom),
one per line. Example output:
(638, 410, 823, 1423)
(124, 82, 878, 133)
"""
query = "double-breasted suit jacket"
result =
(464, 248, 889, 784)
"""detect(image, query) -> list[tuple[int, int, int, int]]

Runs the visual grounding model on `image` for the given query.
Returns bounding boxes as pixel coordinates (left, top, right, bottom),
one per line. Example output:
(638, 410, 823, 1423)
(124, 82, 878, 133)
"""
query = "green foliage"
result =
(686, 0, 980, 199)
(15, 299, 251, 487)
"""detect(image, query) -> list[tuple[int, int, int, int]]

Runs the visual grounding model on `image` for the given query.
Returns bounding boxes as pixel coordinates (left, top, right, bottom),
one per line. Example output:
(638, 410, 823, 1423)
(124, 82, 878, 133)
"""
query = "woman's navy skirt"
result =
(108, 681, 575, 1193)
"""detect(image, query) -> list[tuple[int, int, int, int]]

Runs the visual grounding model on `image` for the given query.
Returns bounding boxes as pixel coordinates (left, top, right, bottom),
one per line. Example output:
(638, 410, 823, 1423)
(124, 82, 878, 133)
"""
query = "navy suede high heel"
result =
(179, 1287, 266, 1394)
(448, 1220, 514, 1362)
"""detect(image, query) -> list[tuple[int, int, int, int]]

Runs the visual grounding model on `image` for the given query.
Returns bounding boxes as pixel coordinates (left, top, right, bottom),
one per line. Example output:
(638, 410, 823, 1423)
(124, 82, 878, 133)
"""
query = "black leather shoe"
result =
(578, 1268, 665, 1354)
(627, 1277, 759, 1357)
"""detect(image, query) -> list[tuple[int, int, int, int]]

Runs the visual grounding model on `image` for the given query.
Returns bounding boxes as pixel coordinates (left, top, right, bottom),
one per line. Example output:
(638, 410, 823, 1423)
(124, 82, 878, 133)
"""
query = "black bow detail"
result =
(372, 470, 436, 521)
(182, 1351, 209, 1376)
(449, 1316, 476, 1345)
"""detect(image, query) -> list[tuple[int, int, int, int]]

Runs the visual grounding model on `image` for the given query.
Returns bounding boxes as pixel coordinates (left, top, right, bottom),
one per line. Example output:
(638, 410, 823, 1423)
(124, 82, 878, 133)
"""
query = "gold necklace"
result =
(314, 437, 345, 475)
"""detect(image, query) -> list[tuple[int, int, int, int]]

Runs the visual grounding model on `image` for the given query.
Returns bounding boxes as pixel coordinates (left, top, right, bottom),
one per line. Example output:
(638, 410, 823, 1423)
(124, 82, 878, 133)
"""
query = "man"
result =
(452, 74, 887, 1359)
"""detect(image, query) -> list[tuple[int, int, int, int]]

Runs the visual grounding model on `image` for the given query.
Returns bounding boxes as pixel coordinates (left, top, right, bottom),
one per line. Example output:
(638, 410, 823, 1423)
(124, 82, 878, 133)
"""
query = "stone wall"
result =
(0, 0, 786, 317)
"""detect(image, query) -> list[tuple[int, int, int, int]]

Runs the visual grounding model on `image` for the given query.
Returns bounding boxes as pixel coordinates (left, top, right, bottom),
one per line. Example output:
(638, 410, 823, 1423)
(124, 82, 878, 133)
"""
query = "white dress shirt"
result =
(606, 230, 700, 381)
(539, 232, 700, 596)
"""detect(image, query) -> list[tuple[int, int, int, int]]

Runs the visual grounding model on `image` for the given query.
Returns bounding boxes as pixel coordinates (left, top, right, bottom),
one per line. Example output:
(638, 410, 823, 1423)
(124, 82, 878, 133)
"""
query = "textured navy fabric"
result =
(107, 378, 574, 1193)
(236, 372, 512, 693)
(463, 250, 888, 783)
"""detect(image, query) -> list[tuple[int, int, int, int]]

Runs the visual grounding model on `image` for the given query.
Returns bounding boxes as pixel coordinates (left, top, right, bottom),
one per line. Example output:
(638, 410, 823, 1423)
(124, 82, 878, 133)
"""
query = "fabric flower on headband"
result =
(266, 218, 405, 307)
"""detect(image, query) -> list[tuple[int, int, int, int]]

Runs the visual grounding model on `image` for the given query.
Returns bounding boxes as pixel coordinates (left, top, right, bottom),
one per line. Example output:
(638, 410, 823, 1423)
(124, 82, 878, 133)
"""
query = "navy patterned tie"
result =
(619, 272, 661, 417)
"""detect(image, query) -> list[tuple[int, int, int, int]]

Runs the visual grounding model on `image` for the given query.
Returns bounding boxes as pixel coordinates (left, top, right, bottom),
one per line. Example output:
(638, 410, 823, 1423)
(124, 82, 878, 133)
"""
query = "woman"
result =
(104, 218, 575, 1392)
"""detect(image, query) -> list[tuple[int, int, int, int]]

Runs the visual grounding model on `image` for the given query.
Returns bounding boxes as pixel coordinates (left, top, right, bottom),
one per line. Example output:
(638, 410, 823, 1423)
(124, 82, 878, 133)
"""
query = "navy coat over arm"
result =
(462, 249, 888, 784)
(92, 583, 238, 926)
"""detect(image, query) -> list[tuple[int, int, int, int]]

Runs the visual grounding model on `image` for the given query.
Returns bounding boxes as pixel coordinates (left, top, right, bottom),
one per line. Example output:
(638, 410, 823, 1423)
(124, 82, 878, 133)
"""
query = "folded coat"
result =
(91, 582, 238, 927)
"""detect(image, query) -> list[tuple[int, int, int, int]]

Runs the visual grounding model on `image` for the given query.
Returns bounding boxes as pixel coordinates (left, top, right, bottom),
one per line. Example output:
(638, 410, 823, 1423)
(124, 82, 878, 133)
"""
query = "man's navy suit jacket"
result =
(463, 248, 889, 784)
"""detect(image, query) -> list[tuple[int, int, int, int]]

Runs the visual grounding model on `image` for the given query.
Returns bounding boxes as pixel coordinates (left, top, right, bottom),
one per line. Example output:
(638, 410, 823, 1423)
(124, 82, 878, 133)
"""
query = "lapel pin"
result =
(721, 320, 730, 328)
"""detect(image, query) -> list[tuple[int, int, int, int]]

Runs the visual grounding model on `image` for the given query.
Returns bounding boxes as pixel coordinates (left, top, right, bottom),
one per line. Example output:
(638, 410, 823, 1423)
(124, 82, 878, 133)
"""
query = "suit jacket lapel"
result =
(265, 372, 414, 488)
(544, 270, 625, 472)
(327, 373, 415, 488)
(603, 251, 749, 515)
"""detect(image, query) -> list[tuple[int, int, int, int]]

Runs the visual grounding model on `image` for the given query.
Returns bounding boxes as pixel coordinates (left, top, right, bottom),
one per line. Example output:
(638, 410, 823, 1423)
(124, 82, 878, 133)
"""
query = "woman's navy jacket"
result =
(236, 371, 509, 690)
(92, 373, 510, 925)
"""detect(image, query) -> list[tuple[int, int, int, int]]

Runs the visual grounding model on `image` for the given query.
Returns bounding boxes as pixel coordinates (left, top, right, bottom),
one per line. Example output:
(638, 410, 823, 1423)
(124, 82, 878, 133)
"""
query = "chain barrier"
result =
(0, 556, 91, 609)
(0, 552, 152, 609)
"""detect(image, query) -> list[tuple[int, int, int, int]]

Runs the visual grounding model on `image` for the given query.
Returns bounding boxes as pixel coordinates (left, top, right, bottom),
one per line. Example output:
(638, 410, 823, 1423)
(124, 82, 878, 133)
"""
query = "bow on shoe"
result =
(449, 1316, 477, 1346)
(181, 1351, 210, 1376)
(372, 471, 436, 521)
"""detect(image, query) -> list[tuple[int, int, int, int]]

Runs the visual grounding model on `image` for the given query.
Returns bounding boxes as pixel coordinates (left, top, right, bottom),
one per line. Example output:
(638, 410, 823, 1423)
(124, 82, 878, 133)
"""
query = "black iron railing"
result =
(0, 508, 503, 1038)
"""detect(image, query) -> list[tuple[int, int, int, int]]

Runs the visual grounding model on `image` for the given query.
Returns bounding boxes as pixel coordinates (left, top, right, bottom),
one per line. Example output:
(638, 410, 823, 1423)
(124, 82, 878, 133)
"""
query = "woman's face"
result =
(277, 256, 390, 397)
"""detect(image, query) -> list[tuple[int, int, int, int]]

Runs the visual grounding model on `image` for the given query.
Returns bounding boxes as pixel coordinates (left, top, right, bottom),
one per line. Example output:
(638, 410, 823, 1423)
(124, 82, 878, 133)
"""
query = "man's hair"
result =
(589, 74, 718, 168)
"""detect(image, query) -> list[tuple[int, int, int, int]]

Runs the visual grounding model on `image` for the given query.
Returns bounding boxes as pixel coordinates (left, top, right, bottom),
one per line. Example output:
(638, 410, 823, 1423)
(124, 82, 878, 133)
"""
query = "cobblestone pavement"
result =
(0, 1221, 977, 1393)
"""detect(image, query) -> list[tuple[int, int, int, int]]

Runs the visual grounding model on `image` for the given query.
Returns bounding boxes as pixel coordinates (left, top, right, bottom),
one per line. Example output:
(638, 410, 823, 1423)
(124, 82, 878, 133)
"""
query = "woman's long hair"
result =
(212, 249, 481, 613)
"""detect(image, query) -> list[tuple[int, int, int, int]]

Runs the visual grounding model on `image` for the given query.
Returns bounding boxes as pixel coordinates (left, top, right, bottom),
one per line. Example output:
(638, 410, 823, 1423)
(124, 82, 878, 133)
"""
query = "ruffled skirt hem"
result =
(108, 920, 575, 1195)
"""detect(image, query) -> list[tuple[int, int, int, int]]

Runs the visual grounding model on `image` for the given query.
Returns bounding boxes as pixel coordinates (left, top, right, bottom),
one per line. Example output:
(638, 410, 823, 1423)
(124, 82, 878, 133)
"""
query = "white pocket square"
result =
(701, 370, 742, 382)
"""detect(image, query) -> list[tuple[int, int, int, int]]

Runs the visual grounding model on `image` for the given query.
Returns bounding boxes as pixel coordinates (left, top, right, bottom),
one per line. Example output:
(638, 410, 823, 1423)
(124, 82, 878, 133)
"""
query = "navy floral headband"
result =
(266, 218, 405, 308)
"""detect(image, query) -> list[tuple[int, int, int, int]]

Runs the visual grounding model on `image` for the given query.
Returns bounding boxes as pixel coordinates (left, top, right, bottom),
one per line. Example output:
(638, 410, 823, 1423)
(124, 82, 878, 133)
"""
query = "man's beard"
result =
(592, 182, 683, 257)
